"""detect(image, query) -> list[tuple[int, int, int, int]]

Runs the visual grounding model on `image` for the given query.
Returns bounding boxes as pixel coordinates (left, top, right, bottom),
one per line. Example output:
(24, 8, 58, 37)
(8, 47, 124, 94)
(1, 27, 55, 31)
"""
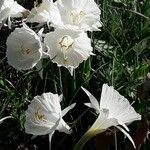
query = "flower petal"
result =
(88, 109, 118, 135)
(59, 94, 63, 102)
(116, 126, 136, 148)
(82, 87, 100, 113)
(25, 114, 60, 135)
(62, 103, 76, 117)
(100, 84, 141, 124)
(0, 0, 26, 23)
(56, 118, 71, 134)
(27, 0, 61, 25)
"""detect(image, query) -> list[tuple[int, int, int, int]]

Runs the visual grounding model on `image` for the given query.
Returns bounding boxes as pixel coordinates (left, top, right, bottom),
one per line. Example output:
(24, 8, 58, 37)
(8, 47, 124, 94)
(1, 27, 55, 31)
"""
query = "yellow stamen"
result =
(58, 35, 74, 63)
(25, 48, 31, 54)
(34, 107, 45, 120)
(69, 10, 85, 25)
(21, 45, 32, 55)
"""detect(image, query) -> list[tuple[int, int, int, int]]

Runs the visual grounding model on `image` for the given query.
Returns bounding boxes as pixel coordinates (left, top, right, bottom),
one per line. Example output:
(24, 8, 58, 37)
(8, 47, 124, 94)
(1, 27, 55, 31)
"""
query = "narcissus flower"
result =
(55, 0, 102, 31)
(45, 28, 93, 75)
(83, 84, 141, 129)
(27, 0, 61, 25)
(73, 84, 141, 150)
(6, 23, 42, 70)
(25, 92, 75, 135)
(0, 0, 26, 23)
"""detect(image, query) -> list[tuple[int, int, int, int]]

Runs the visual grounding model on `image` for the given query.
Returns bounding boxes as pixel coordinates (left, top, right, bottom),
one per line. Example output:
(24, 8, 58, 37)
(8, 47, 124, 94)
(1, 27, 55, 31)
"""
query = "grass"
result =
(0, 0, 150, 149)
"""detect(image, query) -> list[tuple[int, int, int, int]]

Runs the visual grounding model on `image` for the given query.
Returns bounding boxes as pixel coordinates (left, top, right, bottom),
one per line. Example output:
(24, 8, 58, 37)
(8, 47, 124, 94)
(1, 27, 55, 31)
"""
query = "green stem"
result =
(73, 70, 76, 91)
(84, 58, 92, 82)
(49, 134, 52, 150)
(73, 131, 94, 150)
(69, 70, 77, 104)
(111, 50, 116, 86)
(51, 63, 57, 93)
(114, 128, 118, 150)
(59, 68, 63, 92)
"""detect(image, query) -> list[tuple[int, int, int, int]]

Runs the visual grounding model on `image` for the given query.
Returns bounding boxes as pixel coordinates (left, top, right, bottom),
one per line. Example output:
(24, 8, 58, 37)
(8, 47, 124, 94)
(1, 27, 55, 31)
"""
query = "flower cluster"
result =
(0, 0, 141, 149)
(5, 0, 101, 75)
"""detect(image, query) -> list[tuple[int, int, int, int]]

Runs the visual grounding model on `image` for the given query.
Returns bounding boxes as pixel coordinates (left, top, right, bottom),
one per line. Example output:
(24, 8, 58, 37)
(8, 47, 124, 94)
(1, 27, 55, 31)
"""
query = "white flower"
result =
(6, 23, 42, 70)
(55, 0, 102, 31)
(83, 84, 141, 128)
(79, 84, 141, 149)
(44, 28, 93, 75)
(0, 0, 26, 23)
(27, 0, 61, 25)
(25, 92, 76, 136)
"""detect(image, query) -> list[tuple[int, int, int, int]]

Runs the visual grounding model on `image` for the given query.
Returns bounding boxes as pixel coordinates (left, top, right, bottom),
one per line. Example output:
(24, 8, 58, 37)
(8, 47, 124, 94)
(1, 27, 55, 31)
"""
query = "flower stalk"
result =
(73, 129, 103, 150)
(73, 130, 94, 150)
(49, 134, 52, 150)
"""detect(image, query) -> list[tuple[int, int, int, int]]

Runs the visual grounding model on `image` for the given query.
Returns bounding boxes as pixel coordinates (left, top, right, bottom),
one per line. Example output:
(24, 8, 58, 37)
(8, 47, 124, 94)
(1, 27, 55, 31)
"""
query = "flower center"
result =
(24, 48, 31, 54)
(69, 10, 85, 25)
(34, 107, 45, 121)
(21, 45, 32, 56)
(58, 35, 74, 63)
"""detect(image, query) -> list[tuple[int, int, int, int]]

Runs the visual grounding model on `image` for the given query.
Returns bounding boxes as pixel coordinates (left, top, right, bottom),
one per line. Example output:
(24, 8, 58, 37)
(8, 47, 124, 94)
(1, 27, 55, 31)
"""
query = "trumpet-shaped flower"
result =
(25, 92, 75, 136)
(83, 84, 141, 130)
(6, 23, 43, 70)
(55, 0, 102, 31)
(73, 84, 141, 150)
(27, 0, 61, 25)
(44, 28, 93, 75)
(0, 0, 26, 23)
